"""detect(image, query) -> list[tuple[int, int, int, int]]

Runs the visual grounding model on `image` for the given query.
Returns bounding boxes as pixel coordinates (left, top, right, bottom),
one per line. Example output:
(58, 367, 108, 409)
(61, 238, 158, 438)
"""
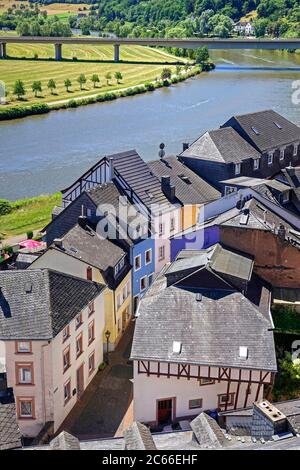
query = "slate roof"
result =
(110, 149, 172, 210)
(52, 223, 126, 272)
(50, 431, 81, 450)
(131, 267, 276, 371)
(280, 167, 300, 208)
(148, 156, 221, 204)
(191, 413, 227, 448)
(222, 109, 300, 153)
(0, 269, 104, 340)
(180, 127, 260, 164)
(123, 422, 157, 450)
(0, 402, 22, 450)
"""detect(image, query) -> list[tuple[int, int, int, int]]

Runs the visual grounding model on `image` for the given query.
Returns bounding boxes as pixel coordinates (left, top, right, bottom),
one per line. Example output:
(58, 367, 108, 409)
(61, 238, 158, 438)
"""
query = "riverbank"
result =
(0, 193, 61, 240)
(0, 63, 213, 120)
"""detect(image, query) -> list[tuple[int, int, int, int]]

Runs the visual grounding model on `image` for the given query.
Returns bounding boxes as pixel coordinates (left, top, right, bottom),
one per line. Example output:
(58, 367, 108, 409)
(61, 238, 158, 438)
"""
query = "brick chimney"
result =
(161, 175, 175, 202)
(251, 400, 287, 440)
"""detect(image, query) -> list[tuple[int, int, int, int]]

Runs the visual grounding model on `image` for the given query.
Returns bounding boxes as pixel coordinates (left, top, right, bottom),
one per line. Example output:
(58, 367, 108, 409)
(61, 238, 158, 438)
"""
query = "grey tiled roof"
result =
(123, 422, 157, 450)
(191, 413, 227, 448)
(180, 127, 260, 163)
(0, 269, 104, 340)
(222, 109, 300, 153)
(131, 273, 276, 370)
(50, 431, 80, 450)
(148, 156, 221, 204)
(0, 402, 22, 450)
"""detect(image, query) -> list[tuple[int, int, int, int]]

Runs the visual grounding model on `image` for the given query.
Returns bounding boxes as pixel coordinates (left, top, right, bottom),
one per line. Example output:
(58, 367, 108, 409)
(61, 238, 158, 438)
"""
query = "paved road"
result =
(58, 321, 134, 440)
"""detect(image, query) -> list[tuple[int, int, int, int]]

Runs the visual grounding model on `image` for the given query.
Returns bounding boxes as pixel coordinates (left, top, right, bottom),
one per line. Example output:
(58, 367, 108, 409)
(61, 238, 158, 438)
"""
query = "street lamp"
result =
(105, 330, 111, 364)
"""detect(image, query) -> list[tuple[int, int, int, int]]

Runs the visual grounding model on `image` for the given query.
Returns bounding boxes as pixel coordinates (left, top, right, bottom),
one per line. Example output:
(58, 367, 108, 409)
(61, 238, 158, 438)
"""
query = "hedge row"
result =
(0, 66, 204, 120)
(0, 103, 50, 121)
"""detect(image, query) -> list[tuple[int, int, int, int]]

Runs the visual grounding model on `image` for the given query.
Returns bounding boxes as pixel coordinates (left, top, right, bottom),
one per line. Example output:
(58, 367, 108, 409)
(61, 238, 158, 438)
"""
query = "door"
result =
(76, 364, 84, 400)
(157, 398, 173, 425)
(122, 308, 127, 332)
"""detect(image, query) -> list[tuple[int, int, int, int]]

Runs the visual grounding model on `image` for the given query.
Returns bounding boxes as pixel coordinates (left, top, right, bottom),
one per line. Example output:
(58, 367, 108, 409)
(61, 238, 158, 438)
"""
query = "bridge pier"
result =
(55, 43, 62, 61)
(0, 43, 7, 59)
(114, 44, 120, 62)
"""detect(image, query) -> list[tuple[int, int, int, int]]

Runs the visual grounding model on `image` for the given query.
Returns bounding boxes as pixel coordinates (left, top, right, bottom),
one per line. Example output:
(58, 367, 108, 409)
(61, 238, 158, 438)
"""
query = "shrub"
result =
(0, 199, 12, 215)
(67, 99, 78, 108)
(162, 79, 171, 87)
(3, 245, 13, 256)
(145, 82, 155, 91)
(26, 230, 33, 239)
(33, 52, 38, 60)
(0, 103, 50, 121)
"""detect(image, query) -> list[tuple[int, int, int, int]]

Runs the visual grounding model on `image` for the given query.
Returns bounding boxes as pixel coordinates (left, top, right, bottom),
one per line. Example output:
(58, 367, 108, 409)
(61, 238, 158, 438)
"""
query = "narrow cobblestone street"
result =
(57, 321, 134, 440)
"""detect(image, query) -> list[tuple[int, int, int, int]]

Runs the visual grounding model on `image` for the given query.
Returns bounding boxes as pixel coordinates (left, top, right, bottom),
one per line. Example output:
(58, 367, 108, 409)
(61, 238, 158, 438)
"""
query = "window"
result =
(140, 276, 147, 291)
(123, 283, 128, 301)
(218, 393, 235, 407)
(75, 313, 82, 329)
(158, 246, 165, 261)
(88, 302, 95, 317)
(76, 333, 83, 358)
(134, 255, 141, 271)
(117, 293, 122, 309)
(114, 258, 125, 277)
(18, 398, 34, 419)
(253, 158, 260, 170)
(88, 352, 95, 375)
(159, 223, 164, 236)
(199, 378, 215, 386)
(224, 186, 236, 196)
(251, 126, 260, 135)
(293, 143, 299, 157)
(234, 163, 241, 175)
(148, 274, 153, 287)
(16, 363, 33, 385)
(282, 191, 290, 203)
(63, 347, 71, 373)
(62, 326, 70, 342)
(280, 148, 285, 160)
(86, 266, 92, 281)
(16, 341, 31, 354)
(145, 249, 152, 265)
(170, 217, 175, 232)
(86, 208, 93, 218)
(133, 296, 140, 314)
(64, 380, 71, 405)
(189, 398, 203, 410)
(88, 321, 95, 345)
(268, 152, 273, 165)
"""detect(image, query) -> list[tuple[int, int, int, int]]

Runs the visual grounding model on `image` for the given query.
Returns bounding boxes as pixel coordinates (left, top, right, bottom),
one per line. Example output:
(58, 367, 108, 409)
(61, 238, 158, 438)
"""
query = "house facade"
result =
(0, 269, 106, 437)
(131, 246, 277, 427)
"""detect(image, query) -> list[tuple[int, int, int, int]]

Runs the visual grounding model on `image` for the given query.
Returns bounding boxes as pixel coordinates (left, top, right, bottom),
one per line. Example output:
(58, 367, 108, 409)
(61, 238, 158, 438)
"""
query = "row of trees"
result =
(11, 72, 124, 99)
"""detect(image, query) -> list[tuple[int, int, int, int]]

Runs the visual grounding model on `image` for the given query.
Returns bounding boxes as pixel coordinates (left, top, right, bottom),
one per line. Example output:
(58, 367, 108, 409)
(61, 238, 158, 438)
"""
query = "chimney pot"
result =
(78, 215, 88, 229)
(53, 238, 63, 249)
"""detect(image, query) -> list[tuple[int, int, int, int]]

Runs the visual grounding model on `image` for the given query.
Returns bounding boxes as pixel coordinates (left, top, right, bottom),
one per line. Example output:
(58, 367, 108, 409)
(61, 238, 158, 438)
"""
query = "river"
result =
(0, 49, 300, 200)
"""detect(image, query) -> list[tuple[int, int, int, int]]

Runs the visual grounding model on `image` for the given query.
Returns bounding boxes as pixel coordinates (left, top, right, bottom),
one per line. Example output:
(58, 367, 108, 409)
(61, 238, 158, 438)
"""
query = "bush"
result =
(67, 99, 78, 108)
(0, 103, 50, 121)
(3, 245, 13, 256)
(33, 52, 38, 60)
(162, 79, 171, 87)
(26, 230, 33, 240)
(145, 82, 155, 91)
(0, 199, 12, 216)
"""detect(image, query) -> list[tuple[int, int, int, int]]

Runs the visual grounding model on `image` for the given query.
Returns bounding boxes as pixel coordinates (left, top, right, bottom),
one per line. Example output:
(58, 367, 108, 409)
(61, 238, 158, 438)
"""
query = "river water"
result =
(0, 49, 300, 200)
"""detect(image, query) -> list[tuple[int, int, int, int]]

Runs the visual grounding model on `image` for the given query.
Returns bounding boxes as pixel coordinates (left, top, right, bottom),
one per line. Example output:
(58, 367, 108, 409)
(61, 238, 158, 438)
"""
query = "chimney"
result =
(78, 215, 88, 229)
(251, 401, 287, 440)
(278, 223, 286, 241)
(53, 238, 63, 249)
(287, 164, 295, 177)
(161, 175, 176, 202)
(109, 157, 114, 181)
(182, 142, 189, 152)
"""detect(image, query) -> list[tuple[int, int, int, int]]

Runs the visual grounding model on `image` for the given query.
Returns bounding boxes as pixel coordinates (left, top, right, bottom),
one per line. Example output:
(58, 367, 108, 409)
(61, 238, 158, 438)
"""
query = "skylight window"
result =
(251, 126, 260, 135)
(172, 341, 182, 354)
(239, 346, 248, 359)
(274, 121, 282, 129)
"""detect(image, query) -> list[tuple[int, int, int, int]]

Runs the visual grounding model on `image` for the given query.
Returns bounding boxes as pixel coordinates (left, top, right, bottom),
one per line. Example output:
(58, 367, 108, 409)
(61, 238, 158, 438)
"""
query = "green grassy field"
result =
(0, 42, 181, 107)
(0, 193, 61, 239)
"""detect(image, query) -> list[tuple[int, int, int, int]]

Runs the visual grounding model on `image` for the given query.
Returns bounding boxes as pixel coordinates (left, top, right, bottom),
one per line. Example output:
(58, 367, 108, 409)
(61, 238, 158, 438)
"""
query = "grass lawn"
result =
(0, 193, 61, 239)
(272, 306, 300, 335)
(0, 43, 180, 107)
(0, 0, 89, 14)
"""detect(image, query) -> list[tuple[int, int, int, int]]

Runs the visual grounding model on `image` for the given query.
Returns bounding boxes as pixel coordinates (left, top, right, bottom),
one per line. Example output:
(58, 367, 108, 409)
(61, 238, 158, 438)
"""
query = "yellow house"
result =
(30, 223, 132, 351)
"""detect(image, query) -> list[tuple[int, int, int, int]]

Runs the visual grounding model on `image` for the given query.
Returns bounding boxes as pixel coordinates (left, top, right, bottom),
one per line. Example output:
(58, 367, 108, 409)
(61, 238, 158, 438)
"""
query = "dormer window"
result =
(114, 257, 125, 277)
(268, 152, 273, 165)
(293, 143, 299, 157)
(280, 148, 285, 161)
(234, 163, 241, 175)
(253, 158, 260, 170)
(282, 192, 290, 204)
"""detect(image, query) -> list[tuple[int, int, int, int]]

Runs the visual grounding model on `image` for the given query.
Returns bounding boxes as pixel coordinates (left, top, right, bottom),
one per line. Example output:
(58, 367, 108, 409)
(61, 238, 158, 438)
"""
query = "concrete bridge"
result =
(0, 36, 299, 61)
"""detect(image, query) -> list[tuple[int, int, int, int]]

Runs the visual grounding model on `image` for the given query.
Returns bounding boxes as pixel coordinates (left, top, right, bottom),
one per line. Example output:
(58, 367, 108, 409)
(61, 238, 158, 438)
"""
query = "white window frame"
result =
(64, 380, 71, 404)
(88, 352, 95, 374)
(280, 148, 285, 161)
(282, 191, 289, 203)
(148, 273, 154, 286)
(134, 254, 141, 272)
(293, 143, 299, 157)
(145, 249, 152, 265)
(158, 246, 165, 261)
(117, 292, 122, 310)
(234, 163, 241, 175)
(170, 217, 175, 232)
(268, 152, 273, 165)
(253, 158, 260, 170)
(19, 399, 33, 418)
(189, 398, 203, 410)
(159, 222, 164, 237)
(19, 366, 32, 384)
(17, 341, 31, 353)
(224, 186, 236, 197)
(140, 275, 148, 292)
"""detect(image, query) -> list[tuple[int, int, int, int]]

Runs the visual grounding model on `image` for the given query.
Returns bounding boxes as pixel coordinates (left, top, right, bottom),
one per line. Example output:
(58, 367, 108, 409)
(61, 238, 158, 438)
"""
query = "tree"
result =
(91, 74, 100, 88)
(64, 79, 72, 92)
(105, 72, 112, 85)
(253, 18, 270, 37)
(47, 79, 56, 95)
(32, 81, 42, 98)
(161, 68, 172, 80)
(195, 46, 209, 64)
(77, 74, 87, 91)
(13, 80, 26, 100)
(114, 71, 123, 84)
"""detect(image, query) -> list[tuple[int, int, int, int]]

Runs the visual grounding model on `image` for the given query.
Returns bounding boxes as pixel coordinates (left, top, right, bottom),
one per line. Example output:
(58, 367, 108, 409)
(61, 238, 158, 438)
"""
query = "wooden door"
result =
(157, 399, 173, 424)
(76, 364, 84, 400)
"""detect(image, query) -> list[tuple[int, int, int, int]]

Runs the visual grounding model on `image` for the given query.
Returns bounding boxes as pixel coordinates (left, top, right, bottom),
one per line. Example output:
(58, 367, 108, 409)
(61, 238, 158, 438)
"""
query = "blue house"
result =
(130, 237, 155, 314)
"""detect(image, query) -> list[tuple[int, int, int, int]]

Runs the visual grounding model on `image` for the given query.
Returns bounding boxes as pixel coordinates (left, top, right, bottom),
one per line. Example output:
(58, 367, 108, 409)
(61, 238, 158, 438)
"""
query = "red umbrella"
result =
(19, 239, 44, 249)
